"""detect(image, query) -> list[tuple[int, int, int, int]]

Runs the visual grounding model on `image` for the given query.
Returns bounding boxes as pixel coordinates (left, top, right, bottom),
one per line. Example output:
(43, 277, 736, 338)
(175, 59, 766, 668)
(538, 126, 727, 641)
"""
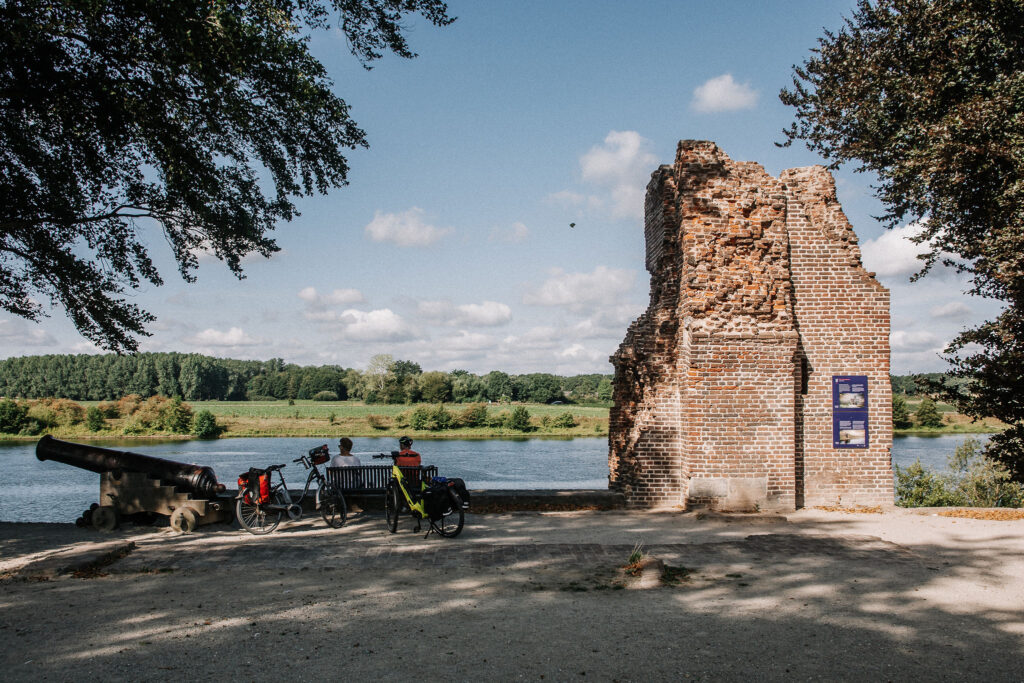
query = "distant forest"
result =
(0, 353, 613, 405)
(0, 353, 956, 404)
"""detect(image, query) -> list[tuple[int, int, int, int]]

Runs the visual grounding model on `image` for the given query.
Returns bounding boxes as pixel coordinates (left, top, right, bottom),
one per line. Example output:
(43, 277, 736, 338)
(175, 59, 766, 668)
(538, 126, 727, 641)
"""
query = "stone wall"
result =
(610, 141, 893, 510)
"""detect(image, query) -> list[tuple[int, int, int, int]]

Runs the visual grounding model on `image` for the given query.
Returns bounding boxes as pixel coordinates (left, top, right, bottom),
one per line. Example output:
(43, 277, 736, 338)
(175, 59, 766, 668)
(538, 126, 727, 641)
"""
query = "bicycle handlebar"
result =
(266, 463, 286, 471)
(292, 457, 304, 463)
(372, 452, 400, 460)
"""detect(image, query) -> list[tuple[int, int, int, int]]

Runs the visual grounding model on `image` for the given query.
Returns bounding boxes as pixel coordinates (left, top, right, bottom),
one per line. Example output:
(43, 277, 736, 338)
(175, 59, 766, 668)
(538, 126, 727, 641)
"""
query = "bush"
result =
(551, 411, 577, 428)
(367, 414, 391, 430)
(116, 394, 143, 417)
(85, 406, 106, 432)
(506, 405, 532, 431)
(458, 404, 489, 428)
(96, 401, 120, 418)
(488, 410, 511, 428)
(408, 405, 431, 430)
(312, 391, 339, 401)
(426, 404, 453, 431)
(896, 438, 1024, 507)
(192, 410, 222, 438)
(0, 399, 28, 433)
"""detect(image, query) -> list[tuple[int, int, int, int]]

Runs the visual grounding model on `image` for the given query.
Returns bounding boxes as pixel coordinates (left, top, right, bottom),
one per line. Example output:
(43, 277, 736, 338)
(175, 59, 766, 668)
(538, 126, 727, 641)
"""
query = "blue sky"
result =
(0, 0, 1002, 374)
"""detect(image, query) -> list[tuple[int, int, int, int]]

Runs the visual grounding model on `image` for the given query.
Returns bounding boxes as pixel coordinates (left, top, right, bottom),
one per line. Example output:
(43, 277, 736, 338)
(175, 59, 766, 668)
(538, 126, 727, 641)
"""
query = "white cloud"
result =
(489, 221, 530, 243)
(524, 266, 636, 310)
(578, 131, 659, 220)
(691, 74, 758, 113)
(418, 300, 512, 327)
(860, 222, 931, 278)
(930, 301, 971, 318)
(0, 318, 57, 346)
(298, 286, 365, 306)
(364, 207, 453, 247)
(338, 308, 415, 342)
(890, 330, 943, 352)
(186, 327, 259, 346)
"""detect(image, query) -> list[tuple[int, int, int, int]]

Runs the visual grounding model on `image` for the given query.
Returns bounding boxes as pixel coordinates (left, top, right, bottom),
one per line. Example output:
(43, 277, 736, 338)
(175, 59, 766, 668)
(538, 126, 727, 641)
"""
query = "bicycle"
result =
(236, 445, 347, 535)
(372, 451, 467, 538)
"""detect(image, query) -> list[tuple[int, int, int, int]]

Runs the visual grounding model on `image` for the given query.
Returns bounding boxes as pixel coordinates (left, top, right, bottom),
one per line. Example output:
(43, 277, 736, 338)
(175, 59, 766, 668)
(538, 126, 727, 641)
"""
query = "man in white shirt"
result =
(331, 437, 360, 467)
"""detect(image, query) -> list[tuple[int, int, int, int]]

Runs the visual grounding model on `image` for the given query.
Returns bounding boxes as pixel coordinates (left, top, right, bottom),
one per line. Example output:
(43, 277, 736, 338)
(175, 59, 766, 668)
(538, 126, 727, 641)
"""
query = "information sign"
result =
(832, 375, 869, 448)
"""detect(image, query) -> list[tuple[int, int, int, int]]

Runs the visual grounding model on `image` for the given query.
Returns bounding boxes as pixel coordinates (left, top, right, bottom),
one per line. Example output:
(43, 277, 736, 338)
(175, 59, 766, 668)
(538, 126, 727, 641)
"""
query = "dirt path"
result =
(2, 509, 1023, 681)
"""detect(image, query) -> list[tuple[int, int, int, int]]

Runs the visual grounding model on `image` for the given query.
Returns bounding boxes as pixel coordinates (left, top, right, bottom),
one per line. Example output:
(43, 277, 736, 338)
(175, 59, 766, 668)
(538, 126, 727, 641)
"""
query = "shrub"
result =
(506, 405, 532, 431)
(313, 391, 339, 401)
(408, 406, 432, 431)
(488, 410, 511, 428)
(116, 394, 143, 417)
(551, 411, 577, 428)
(896, 438, 1024, 507)
(96, 401, 120, 418)
(458, 404, 489, 428)
(85, 406, 106, 432)
(426, 404, 453, 431)
(0, 399, 28, 433)
(192, 410, 222, 438)
(367, 414, 391, 430)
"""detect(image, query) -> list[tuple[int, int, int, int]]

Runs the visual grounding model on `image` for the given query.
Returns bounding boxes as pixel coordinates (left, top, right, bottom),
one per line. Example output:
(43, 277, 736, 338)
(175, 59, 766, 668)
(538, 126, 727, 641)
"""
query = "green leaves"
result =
(0, 0, 453, 351)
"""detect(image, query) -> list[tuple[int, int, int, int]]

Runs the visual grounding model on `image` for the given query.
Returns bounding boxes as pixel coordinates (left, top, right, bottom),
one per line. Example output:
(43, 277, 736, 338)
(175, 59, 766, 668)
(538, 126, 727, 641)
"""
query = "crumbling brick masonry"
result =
(609, 141, 892, 510)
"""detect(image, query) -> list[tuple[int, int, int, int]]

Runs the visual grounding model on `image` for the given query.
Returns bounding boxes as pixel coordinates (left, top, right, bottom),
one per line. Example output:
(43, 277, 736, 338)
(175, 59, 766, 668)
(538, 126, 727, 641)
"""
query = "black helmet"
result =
(398, 435, 413, 447)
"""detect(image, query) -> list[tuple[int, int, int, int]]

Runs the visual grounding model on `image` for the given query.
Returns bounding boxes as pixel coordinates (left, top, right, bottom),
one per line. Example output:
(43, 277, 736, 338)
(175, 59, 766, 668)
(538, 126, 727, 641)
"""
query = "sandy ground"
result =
(2, 508, 1024, 681)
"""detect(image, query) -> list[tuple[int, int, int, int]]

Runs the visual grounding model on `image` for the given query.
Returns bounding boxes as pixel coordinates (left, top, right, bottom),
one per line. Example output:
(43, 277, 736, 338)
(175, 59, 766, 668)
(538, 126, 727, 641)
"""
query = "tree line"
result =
(0, 353, 613, 405)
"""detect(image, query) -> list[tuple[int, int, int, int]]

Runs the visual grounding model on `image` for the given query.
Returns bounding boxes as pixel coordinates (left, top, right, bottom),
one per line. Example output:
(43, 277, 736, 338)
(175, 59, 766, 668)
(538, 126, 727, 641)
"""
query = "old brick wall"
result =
(610, 141, 893, 510)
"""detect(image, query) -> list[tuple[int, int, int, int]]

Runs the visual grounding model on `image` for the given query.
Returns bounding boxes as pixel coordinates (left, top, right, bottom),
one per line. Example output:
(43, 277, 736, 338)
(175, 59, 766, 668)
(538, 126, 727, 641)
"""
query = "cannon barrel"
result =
(36, 435, 225, 499)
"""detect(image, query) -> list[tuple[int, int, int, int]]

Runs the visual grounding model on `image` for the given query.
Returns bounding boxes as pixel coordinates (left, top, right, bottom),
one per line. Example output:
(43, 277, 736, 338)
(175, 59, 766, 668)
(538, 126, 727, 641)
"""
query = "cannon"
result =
(36, 435, 231, 533)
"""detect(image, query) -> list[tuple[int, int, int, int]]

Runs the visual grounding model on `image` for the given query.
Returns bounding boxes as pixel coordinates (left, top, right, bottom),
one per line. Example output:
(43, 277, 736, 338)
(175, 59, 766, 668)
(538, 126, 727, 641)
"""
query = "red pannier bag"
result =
(238, 468, 271, 504)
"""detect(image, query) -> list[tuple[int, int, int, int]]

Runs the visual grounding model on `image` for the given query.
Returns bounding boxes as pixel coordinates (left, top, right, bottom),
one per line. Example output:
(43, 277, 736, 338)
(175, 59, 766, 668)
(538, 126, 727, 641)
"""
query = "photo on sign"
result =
(838, 429, 866, 445)
(838, 392, 865, 409)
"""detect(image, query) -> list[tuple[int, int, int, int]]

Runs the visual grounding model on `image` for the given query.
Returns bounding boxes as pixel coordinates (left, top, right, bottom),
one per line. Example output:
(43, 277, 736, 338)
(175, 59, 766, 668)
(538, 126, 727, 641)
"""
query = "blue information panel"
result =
(832, 375, 869, 448)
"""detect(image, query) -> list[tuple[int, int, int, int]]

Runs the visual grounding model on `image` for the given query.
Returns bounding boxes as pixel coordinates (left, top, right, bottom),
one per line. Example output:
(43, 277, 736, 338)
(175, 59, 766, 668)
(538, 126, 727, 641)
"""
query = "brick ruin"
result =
(609, 140, 893, 510)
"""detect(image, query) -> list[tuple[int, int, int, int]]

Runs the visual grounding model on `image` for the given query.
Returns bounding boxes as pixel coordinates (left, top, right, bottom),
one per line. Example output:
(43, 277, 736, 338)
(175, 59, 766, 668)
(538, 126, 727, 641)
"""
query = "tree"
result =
(781, 0, 1024, 478)
(418, 371, 452, 404)
(1, 1, 454, 352)
(915, 397, 944, 429)
(892, 395, 913, 430)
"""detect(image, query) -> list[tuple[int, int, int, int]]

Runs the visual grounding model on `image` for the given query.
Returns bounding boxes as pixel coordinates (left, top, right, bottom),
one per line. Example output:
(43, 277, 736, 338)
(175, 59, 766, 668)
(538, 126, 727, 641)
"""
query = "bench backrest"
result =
(326, 465, 438, 493)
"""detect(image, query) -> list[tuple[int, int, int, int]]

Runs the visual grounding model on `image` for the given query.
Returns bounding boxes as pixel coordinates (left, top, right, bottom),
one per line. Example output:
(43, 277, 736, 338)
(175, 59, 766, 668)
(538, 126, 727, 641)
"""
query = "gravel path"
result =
(2, 509, 1023, 681)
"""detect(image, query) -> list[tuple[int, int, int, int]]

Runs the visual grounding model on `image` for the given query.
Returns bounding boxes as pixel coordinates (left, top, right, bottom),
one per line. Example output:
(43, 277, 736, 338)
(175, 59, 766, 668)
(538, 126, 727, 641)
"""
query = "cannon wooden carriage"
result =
(36, 435, 232, 533)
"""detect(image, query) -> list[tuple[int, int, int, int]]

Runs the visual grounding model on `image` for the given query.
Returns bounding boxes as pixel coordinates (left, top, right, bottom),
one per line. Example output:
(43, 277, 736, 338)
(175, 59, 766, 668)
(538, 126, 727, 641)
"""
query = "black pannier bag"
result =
(448, 478, 470, 510)
(422, 481, 451, 521)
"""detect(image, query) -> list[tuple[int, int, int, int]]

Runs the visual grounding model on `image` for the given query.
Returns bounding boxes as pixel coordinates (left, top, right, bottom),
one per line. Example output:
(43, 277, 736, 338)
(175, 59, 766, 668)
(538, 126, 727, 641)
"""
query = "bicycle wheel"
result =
(235, 492, 283, 535)
(318, 484, 347, 529)
(384, 482, 400, 534)
(433, 499, 464, 538)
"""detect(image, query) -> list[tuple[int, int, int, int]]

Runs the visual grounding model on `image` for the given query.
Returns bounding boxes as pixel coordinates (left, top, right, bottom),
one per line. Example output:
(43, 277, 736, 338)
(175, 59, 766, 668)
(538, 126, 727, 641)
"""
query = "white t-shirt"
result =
(331, 454, 362, 468)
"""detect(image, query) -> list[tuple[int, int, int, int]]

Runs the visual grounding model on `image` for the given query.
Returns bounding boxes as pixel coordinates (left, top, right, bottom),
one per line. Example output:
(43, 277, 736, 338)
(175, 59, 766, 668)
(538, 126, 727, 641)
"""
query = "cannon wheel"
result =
(91, 505, 119, 532)
(169, 507, 198, 534)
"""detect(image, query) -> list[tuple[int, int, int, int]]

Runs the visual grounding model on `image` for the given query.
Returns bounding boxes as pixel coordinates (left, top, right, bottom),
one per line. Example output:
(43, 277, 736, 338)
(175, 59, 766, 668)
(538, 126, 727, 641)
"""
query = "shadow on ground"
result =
(1, 511, 1022, 680)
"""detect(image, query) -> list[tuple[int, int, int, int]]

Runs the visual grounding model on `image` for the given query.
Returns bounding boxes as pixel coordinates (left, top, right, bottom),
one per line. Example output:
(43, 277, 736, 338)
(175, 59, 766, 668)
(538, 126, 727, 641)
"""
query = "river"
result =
(0, 434, 987, 522)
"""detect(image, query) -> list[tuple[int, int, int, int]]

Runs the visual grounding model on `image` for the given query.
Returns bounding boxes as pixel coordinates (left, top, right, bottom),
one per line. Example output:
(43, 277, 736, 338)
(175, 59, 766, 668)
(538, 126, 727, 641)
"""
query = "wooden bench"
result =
(326, 465, 438, 494)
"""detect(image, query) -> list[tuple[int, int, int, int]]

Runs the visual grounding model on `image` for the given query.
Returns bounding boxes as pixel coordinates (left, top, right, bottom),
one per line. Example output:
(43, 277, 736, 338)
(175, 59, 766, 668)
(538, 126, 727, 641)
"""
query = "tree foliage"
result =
(782, 0, 1024, 478)
(0, 0, 453, 351)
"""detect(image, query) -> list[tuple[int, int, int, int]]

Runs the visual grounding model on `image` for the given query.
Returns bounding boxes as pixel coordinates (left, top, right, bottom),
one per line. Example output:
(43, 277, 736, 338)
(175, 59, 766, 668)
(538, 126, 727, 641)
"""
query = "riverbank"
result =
(0, 400, 610, 441)
(2, 508, 1023, 680)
